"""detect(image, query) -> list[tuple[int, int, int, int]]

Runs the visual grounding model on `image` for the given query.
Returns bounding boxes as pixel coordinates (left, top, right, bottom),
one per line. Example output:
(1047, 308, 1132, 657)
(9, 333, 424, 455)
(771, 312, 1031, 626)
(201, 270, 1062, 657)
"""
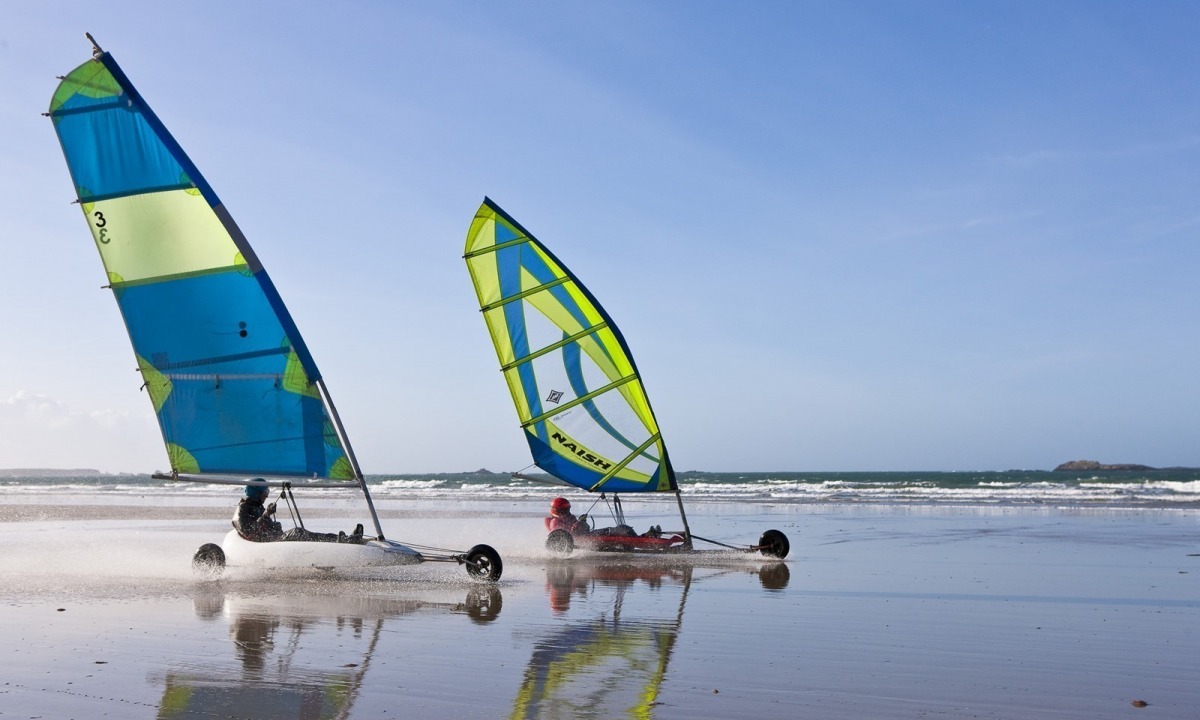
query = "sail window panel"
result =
(518, 293, 580, 356)
(51, 64, 190, 201)
(520, 287, 625, 383)
(541, 383, 659, 480)
(567, 385, 661, 473)
(519, 267, 599, 336)
(516, 347, 571, 426)
(87, 190, 241, 284)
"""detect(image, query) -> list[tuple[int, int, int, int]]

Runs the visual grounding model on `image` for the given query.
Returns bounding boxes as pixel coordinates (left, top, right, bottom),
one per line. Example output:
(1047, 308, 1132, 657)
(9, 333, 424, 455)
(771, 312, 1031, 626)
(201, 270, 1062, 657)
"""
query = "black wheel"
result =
(758, 529, 789, 559)
(192, 543, 225, 579)
(464, 585, 503, 623)
(465, 544, 503, 582)
(545, 529, 574, 555)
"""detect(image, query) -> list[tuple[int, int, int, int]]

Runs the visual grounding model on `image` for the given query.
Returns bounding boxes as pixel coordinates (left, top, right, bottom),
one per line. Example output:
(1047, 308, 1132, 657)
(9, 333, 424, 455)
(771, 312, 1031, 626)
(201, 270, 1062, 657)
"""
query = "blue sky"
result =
(2, 1, 1198, 473)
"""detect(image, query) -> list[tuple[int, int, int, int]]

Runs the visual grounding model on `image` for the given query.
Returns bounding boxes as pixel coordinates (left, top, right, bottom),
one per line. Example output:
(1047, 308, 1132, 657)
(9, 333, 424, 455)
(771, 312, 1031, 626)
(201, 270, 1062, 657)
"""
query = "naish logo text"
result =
(552, 432, 612, 470)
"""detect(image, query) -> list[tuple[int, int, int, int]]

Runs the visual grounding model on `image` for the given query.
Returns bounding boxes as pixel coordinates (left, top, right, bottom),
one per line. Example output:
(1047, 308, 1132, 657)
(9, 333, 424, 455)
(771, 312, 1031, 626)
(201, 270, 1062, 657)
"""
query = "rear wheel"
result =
(465, 544, 503, 582)
(192, 543, 225, 579)
(546, 529, 574, 555)
(758, 529, 790, 559)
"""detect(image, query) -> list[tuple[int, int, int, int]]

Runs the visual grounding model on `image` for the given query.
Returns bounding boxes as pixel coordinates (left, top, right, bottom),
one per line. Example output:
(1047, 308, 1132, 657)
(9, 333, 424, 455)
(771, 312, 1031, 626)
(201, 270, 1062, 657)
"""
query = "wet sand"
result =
(1, 495, 1196, 718)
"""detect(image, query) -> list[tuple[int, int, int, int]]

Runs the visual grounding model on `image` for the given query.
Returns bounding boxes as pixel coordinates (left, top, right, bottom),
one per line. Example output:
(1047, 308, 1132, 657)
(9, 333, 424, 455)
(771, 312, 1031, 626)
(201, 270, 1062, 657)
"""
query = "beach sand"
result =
(1, 495, 1196, 718)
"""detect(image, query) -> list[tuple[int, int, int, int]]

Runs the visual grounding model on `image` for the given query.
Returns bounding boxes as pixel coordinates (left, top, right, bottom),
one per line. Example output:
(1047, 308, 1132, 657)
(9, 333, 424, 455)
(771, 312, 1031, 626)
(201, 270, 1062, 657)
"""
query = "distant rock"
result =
(1053, 460, 1156, 472)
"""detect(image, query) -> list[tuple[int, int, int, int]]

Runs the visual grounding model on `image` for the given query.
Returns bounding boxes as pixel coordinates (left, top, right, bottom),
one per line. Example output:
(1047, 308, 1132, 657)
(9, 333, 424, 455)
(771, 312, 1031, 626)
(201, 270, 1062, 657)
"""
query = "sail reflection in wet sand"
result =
(514, 561, 788, 719)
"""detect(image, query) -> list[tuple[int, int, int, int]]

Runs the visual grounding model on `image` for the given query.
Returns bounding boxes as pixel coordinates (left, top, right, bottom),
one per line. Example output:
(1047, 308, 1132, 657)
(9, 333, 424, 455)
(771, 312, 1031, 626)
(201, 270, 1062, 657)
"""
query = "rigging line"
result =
(479, 275, 570, 313)
(521, 374, 638, 428)
(588, 432, 662, 493)
(500, 321, 610, 372)
(463, 233, 529, 258)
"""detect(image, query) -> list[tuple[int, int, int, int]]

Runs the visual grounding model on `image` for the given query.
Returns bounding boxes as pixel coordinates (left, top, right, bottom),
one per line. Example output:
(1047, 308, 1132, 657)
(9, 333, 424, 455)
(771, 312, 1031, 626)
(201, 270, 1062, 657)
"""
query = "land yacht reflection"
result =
(156, 582, 501, 719)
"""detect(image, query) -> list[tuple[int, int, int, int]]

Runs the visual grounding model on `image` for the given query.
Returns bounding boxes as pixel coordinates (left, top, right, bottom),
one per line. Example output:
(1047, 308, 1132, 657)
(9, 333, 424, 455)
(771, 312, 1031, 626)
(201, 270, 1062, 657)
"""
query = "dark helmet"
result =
(550, 497, 571, 515)
(245, 481, 270, 500)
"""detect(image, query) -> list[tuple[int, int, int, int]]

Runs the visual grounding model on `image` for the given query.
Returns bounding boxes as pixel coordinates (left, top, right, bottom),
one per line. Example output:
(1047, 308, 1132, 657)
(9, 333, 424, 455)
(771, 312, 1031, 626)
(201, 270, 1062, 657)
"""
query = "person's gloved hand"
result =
(266, 502, 277, 515)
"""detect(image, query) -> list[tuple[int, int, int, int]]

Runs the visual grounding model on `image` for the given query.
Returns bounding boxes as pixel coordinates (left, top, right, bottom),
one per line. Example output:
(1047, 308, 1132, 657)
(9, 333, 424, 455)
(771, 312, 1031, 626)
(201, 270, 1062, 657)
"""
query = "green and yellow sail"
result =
(465, 198, 676, 493)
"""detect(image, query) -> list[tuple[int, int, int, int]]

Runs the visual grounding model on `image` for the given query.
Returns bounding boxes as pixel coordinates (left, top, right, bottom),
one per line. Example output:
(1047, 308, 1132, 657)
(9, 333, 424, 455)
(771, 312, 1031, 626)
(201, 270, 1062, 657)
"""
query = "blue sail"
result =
(49, 48, 352, 480)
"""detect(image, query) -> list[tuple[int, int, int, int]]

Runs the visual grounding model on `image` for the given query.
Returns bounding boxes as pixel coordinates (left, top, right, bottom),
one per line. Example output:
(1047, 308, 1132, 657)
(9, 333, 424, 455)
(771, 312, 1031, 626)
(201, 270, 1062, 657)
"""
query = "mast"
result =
(317, 379, 385, 539)
(673, 490, 693, 545)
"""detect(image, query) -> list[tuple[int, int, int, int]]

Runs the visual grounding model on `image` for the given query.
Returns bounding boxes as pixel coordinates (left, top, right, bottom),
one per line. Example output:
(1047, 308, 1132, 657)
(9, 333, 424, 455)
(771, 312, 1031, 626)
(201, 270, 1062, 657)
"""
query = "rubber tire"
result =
(545, 529, 575, 555)
(192, 543, 226, 579)
(465, 544, 503, 581)
(759, 529, 790, 559)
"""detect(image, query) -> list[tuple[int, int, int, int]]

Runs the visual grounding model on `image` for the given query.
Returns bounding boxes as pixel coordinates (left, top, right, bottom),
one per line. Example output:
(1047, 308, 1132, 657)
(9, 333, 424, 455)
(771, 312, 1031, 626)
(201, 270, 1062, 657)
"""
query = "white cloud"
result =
(0, 391, 161, 473)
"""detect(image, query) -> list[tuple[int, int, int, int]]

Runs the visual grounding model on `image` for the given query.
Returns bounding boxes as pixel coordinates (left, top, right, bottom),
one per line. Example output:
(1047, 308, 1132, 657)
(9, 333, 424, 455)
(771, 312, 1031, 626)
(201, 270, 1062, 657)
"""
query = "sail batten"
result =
(500, 322, 610, 372)
(480, 275, 571, 313)
(465, 198, 676, 494)
(50, 49, 355, 482)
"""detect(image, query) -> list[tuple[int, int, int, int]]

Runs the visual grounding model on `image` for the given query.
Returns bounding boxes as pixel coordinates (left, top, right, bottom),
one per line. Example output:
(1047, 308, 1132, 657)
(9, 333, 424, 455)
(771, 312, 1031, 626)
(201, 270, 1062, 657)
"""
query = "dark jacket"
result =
(233, 498, 283, 542)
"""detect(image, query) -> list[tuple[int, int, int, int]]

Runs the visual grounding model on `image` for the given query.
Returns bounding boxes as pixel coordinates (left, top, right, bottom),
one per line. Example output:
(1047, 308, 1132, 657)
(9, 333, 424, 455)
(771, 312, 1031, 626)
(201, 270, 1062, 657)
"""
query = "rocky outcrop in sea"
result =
(1053, 460, 1155, 472)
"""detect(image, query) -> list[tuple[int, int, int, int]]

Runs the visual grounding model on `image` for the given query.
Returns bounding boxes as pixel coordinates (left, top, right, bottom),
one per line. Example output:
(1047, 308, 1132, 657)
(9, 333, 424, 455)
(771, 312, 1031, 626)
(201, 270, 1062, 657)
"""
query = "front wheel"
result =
(758, 529, 790, 559)
(192, 543, 225, 579)
(465, 544, 503, 582)
(546, 529, 574, 555)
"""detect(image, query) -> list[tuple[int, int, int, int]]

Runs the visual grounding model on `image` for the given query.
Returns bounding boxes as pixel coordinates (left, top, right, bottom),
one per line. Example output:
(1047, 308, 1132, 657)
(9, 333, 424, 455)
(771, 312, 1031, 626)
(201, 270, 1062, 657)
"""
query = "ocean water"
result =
(2, 468, 1198, 508)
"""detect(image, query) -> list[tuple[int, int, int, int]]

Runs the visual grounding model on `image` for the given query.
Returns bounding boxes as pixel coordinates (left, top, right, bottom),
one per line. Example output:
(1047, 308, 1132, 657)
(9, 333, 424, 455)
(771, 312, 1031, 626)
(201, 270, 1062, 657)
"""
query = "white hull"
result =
(219, 529, 423, 570)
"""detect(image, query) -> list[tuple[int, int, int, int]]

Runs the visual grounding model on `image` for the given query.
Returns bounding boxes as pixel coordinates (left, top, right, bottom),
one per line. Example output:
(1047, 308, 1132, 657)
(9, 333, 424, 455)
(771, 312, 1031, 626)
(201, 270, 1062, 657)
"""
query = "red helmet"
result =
(550, 497, 571, 515)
